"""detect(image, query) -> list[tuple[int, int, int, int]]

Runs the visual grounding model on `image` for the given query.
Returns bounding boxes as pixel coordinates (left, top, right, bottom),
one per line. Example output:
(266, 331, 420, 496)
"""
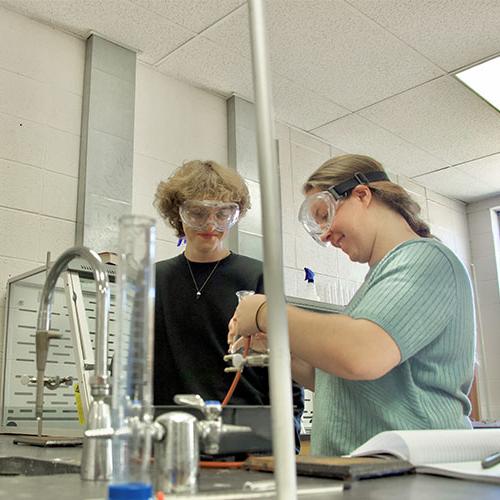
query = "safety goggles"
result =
(179, 200, 240, 232)
(298, 171, 389, 246)
(298, 191, 340, 246)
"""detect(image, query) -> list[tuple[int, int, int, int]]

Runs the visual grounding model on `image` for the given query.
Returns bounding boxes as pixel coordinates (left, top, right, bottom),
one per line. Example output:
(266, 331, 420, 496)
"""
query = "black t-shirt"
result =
(153, 252, 304, 448)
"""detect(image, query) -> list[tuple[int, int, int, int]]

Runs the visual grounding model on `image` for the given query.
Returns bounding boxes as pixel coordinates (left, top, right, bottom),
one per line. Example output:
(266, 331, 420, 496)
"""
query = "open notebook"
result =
(351, 429, 500, 484)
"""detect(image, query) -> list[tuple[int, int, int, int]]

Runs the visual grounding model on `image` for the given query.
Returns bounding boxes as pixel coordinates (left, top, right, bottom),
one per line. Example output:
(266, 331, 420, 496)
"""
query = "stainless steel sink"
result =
(0, 456, 80, 476)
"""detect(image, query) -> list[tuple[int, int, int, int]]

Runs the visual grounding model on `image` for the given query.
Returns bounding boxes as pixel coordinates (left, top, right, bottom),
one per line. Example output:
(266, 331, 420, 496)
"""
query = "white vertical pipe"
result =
(470, 263, 491, 419)
(247, 1, 297, 498)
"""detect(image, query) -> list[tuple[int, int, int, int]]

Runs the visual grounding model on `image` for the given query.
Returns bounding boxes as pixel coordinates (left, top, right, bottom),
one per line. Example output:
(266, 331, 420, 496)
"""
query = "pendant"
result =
(196, 291, 201, 299)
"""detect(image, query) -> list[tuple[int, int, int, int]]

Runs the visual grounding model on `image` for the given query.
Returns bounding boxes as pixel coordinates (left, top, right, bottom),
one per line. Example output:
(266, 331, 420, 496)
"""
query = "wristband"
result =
(255, 301, 267, 332)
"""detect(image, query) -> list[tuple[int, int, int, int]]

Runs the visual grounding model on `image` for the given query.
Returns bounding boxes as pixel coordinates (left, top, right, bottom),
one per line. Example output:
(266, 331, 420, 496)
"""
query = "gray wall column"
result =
(76, 34, 136, 252)
(227, 95, 264, 260)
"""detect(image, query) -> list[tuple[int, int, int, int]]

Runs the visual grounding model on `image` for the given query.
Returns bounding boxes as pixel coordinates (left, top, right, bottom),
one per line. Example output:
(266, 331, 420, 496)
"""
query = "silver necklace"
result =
(185, 256, 222, 299)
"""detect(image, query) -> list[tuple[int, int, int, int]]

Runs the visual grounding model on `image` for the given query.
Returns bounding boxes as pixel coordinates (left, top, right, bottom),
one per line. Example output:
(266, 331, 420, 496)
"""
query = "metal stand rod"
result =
(247, 1, 297, 498)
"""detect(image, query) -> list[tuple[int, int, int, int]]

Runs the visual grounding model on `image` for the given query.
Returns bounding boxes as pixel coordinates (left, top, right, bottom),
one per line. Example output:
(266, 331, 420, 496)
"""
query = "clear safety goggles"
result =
(298, 171, 390, 246)
(298, 191, 340, 246)
(179, 200, 240, 232)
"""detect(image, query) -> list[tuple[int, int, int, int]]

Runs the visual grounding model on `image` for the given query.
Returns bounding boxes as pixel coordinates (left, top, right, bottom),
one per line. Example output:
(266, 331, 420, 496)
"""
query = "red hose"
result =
(200, 460, 245, 469)
(222, 337, 251, 406)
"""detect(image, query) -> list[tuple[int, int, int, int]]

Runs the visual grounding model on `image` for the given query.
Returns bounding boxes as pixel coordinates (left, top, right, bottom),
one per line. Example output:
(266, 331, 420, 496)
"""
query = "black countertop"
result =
(1, 434, 499, 499)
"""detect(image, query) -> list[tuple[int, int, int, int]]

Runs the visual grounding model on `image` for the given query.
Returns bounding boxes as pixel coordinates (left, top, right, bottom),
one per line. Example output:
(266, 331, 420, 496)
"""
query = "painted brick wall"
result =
(0, 8, 84, 371)
(2, 5, 487, 424)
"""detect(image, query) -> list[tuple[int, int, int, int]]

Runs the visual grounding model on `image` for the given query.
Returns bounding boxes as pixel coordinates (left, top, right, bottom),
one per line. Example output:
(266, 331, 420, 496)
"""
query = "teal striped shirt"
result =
(311, 239, 475, 456)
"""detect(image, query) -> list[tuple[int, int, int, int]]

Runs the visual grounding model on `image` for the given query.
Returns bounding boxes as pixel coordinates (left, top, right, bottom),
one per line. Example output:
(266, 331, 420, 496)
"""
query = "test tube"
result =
(112, 215, 156, 484)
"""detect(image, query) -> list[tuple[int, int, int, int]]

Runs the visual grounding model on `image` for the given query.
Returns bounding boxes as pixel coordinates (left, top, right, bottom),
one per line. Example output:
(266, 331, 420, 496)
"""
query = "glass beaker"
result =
(112, 215, 156, 484)
(231, 290, 255, 354)
(236, 289, 255, 302)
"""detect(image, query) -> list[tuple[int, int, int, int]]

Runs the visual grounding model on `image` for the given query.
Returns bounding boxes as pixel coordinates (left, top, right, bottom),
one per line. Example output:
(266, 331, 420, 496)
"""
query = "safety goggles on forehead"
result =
(180, 200, 240, 232)
(298, 171, 389, 246)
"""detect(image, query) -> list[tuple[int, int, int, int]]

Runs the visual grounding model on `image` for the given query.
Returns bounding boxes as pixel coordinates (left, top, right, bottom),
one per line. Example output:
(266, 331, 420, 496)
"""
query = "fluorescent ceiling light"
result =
(455, 56, 500, 112)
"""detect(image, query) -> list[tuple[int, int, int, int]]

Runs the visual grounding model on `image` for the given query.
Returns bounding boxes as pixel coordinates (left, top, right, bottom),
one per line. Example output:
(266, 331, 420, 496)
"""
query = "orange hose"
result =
(200, 460, 245, 469)
(222, 337, 251, 406)
(221, 370, 241, 406)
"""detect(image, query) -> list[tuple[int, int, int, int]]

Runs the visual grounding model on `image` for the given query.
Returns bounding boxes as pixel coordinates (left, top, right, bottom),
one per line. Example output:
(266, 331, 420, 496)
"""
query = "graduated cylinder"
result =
(111, 215, 156, 484)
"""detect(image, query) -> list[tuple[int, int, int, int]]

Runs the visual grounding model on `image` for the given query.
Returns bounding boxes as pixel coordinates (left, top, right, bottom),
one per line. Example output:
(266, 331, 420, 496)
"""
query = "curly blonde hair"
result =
(154, 160, 251, 237)
(304, 154, 433, 238)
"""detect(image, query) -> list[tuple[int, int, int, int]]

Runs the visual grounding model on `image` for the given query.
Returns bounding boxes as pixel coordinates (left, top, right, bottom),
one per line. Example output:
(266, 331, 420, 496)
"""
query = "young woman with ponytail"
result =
(229, 154, 475, 456)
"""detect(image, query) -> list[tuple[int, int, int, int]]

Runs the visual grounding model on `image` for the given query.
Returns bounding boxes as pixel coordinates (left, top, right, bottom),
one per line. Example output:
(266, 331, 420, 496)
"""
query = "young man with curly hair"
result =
(153, 160, 304, 451)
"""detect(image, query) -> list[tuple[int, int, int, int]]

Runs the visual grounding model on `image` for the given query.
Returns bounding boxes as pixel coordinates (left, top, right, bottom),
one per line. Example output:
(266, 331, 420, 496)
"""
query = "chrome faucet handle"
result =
(203, 400, 222, 421)
(85, 427, 115, 439)
(197, 413, 251, 455)
(21, 374, 73, 389)
(173, 394, 222, 454)
(85, 421, 164, 441)
(173, 394, 205, 410)
(172, 394, 251, 455)
(21, 375, 36, 386)
(173, 394, 223, 421)
(221, 424, 252, 434)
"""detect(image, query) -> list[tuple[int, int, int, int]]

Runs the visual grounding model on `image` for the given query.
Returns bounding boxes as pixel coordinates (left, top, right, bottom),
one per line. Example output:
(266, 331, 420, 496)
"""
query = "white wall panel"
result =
(41, 171, 78, 221)
(38, 217, 76, 263)
(0, 8, 83, 386)
(0, 160, 42, 213)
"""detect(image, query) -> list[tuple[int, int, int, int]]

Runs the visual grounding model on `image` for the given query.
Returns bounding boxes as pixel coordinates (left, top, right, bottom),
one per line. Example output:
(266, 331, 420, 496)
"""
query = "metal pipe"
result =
(470, 263, 491, 418)
(37, 246, 110, 382)
(247, 1, 297, 498)
(36, 247, 110, 435)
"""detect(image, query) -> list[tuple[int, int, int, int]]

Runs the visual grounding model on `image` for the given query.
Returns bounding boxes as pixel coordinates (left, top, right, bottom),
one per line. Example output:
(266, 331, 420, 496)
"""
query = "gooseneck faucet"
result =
(36, 246, 112, 480)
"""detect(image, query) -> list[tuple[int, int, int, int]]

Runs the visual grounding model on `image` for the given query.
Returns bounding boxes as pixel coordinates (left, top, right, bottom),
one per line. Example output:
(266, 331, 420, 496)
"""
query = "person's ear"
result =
(351, 185, 372, 206)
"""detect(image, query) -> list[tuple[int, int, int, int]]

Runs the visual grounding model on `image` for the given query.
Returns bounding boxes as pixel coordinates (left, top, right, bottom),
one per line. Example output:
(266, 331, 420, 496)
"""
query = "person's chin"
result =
(347, 250, 367, 264)
(342, 246, 357, 262)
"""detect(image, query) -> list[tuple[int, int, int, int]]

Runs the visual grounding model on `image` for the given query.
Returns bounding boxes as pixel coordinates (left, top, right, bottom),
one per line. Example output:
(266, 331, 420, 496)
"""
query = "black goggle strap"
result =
(327, 171, 390, 199)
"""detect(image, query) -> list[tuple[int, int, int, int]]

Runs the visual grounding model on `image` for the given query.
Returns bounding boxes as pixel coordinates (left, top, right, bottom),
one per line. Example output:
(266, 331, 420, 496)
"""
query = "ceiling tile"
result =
(414, 166, 491, 203)
(157, 34, 352, 132)
(348, 0, 500, 71)
(0, 0, 197, 64)
(157, 35, 254, 99)
(272, 75, 350, 130)
(359, 76, 500, 165)
(457, 153, 500, 192)
(2, 0, 499, 204)
(202, 0, 443, 110)
(129, 0, 244, 33)
(311, 112, 448, 177)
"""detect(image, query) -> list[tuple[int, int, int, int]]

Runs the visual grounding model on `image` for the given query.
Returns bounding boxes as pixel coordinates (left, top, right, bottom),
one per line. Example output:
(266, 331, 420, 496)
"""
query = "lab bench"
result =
(1, 434, 499, 500)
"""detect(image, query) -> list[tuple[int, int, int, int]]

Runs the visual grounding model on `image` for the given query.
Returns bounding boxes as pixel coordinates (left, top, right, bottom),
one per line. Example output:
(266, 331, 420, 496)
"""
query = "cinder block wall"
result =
(3, 6, 492, 423)
(0, 8, 84, 365)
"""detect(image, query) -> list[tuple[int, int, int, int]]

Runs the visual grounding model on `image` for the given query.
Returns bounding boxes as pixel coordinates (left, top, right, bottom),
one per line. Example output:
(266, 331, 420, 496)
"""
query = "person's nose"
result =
(204, 212, 219, 231)
(319, 229, 332, 244)
(319, 219, 335, 242)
